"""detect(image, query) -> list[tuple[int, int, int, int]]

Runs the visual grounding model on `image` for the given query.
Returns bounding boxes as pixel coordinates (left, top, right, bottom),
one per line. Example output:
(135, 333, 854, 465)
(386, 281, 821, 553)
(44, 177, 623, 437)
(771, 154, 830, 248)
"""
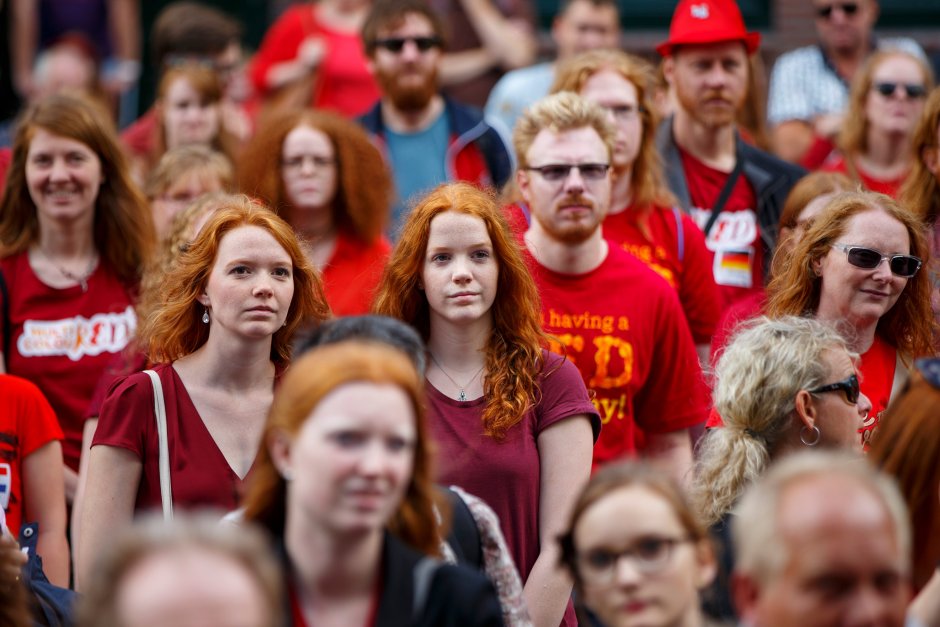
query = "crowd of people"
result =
(0, 0, 939, 625)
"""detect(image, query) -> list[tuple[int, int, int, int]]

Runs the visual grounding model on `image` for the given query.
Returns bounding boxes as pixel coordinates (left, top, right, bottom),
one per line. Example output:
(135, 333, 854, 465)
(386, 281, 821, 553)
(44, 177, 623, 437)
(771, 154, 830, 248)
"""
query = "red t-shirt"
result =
(857, 334, 897, 451)
(0, 375, 64, 537)
(120, 107, 158, 162)
(93, 363, 256, 513)
(321, 232, 391, 316)
(249, 5, 381, 118)
(821, 155, 906, 198)
(0, 147, 11, 200)
(428, 351, 597, 627)
(680, 148, 763, 310)
(526, 245, 709, 468)
(0, 252, 136, 470)
(708, 289, 766, 368)
(603, 205, 721, 345)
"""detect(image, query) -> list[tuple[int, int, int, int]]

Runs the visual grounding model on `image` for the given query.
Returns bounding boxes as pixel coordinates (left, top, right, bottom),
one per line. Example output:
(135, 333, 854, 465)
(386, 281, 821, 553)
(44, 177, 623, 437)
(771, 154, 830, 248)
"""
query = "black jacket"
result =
(656, 118, 807, 279)
(284, 532, 505, 627)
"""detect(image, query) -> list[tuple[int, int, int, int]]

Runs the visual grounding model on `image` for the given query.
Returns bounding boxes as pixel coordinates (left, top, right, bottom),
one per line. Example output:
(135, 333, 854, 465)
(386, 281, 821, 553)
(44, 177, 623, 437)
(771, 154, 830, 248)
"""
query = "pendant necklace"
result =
(36, 248, 98, 293)
(428, 352, 485, 402)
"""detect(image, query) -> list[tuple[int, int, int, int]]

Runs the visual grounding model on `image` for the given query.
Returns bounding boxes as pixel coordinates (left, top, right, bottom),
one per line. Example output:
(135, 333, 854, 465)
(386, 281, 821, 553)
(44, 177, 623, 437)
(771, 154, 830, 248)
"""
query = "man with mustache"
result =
(359, 0, 511, 237)
(656, 0, 804, 311)
(515, 92, 709, 482)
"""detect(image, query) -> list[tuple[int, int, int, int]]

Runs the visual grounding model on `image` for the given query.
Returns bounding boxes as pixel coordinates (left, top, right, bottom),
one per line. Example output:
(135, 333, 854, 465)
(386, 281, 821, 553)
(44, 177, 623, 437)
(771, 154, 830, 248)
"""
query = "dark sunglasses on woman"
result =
(832, 244, 922, 278)
(808, 373, 860, 405)
(872, 82, 927, 99)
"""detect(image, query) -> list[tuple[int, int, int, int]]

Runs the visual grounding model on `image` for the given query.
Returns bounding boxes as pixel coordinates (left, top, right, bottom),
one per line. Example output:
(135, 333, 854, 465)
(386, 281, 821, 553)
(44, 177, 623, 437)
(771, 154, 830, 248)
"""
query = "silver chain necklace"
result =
(428, 352, 485, 402)
(35, 248, 98, 293)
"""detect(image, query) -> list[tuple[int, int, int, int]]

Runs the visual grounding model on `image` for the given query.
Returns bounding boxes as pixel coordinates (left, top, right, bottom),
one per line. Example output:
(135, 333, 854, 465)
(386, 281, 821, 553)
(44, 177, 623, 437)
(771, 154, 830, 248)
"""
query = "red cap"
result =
(656, 0, 760, 57)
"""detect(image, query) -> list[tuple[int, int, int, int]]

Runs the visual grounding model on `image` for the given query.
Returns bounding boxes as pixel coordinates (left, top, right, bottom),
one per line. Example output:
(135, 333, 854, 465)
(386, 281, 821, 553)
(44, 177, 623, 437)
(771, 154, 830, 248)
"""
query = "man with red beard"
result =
(359, 0, 511, 237)
(516, 92, 709, 481)
(655, 0, 804, 312)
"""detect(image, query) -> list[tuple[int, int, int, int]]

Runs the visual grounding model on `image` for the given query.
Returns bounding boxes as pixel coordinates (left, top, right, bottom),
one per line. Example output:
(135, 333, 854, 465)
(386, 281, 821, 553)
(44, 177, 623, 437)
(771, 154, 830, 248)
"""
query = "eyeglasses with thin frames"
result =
(807, 373, 861, 405)
(831, 244, 922, 278)
(577, 536, 692, 583)
(525, 163, 610, 182)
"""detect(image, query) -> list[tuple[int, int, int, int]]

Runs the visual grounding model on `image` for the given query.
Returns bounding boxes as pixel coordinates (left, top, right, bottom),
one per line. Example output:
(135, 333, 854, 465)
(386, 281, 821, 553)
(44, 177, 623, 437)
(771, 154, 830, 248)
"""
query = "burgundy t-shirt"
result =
(427, 351, 598, 626)
(680, 148, 763, 310)
(93, 362, 255, 512)
(0, 251, 136, 470)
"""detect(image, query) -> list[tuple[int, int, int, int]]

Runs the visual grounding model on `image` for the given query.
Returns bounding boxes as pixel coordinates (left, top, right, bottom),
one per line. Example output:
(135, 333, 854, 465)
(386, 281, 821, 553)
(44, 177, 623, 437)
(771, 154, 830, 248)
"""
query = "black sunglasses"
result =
(816, 2, 859, 18)
(372, 36, 442, 53)
(808, 373, 860, 405)
(872, 82, 928, 99)
(832, 244, 922, 278)
(525, 163, 610, 182)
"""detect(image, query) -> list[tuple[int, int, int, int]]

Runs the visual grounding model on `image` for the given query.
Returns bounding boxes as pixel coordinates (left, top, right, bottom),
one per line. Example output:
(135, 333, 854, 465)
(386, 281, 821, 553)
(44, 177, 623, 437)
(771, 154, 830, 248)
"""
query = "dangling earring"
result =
(800, 424, 821, 447)
(202, 308, 210, 324)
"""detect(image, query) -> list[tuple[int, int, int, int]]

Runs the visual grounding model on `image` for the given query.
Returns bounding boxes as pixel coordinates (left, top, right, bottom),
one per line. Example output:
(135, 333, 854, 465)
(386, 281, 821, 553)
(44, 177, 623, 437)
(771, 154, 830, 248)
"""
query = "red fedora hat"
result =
(656, 0, 761, 57)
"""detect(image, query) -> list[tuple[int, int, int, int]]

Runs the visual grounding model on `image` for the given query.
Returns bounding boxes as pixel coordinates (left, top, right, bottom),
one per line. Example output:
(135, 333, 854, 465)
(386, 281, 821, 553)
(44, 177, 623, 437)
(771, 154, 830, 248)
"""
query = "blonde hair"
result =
(513, 91, 616, 169)
(691, 316, 855, 526)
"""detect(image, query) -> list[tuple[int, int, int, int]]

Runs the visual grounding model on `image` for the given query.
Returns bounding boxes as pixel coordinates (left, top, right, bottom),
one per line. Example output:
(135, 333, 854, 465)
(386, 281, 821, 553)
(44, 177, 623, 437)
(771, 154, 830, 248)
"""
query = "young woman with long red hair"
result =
(77, 198, 329, 589)
(373, 182, 599, 627)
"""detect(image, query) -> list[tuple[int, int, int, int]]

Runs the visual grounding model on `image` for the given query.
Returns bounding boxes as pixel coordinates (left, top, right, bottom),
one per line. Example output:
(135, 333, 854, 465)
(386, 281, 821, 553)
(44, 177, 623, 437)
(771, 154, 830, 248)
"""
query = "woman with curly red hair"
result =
(77, 198, 330, 589)
(239, 109, 392, 315)
(373, 182, 599, 627)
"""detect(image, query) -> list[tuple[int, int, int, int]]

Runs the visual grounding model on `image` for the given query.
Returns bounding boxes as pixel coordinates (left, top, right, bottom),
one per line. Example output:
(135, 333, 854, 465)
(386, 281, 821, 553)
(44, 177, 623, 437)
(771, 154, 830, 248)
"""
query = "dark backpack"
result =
(18, 523, 77, 627)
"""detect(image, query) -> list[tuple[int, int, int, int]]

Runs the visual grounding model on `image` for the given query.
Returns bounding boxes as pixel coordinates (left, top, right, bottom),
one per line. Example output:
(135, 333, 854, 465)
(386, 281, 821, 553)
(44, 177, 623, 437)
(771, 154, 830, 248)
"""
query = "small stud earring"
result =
(202, 308, 210, 324)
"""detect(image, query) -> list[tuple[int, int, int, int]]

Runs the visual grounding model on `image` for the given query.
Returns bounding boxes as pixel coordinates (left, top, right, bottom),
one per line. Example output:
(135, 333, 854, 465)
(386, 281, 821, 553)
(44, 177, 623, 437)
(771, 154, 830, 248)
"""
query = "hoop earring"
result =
(800, 424, 821, 447)
(202, 308, 210, 324)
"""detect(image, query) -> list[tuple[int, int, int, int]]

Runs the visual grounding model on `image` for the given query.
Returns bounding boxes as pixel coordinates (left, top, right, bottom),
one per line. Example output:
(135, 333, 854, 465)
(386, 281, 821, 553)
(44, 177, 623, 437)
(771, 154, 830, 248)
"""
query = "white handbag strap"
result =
(144, 369, 174, 521)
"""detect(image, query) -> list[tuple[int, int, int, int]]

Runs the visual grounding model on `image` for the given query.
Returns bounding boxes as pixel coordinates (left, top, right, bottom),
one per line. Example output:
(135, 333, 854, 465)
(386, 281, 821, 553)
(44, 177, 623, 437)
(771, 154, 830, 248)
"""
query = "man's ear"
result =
(516, 169, 531, 204)
(923, 146, 940, 178)
(662, 56, 676, 87)
(694, 539, 719, 589)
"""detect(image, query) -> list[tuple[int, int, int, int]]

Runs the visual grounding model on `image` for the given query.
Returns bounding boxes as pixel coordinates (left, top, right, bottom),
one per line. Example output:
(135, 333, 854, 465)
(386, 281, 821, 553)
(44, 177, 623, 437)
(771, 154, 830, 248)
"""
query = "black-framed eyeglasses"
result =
(807, 373, 860, 405)
(914, 358, 940, 389)
(872, 82, 928, 99)
(371, 36, 442, 53)
(816, 2, 859, 19)
(525, 163, 610, 182)
(831, 244, 922, 278)
(577, 536, 692, 582)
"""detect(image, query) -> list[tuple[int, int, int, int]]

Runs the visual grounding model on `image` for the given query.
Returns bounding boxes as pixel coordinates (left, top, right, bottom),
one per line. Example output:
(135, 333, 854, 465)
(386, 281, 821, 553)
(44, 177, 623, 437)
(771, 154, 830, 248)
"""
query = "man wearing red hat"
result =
(655, 0, 805, 312)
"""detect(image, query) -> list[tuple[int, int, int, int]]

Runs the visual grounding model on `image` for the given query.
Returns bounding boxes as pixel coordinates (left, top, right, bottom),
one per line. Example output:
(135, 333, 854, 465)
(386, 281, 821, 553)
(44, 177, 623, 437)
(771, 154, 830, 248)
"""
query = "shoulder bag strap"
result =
(671, 205, 686, 264)
(702, 155, 744, 238)
(143, 369, 174, 521)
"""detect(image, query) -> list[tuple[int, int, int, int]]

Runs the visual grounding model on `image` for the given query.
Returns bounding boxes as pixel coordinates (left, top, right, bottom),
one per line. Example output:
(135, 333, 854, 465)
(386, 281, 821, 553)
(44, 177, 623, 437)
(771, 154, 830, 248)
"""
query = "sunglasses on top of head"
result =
(872, 82, 928, 99)
(831, 244, 922, 278)
(816, 2, 859, 18)
(372, 36, 442, 53)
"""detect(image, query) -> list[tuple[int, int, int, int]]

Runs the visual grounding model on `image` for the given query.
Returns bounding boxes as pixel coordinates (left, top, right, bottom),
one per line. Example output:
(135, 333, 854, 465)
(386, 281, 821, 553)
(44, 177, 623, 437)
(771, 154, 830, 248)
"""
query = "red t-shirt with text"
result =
(604, 205, 721, 345)
(525, 245, 708, 467)
(680, 148, 763, 310)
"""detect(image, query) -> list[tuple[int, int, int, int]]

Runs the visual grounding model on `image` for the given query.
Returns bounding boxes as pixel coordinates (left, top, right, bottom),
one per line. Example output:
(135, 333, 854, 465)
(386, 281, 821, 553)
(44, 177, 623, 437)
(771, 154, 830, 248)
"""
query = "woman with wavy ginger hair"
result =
(240, 108, 392, 315)
(767, 190, 933, 449)
(374, 181, 598, 627)
(551, 49, 720, 358)
(77, 197, 329, 590)
(824, 50, 934, 197)
(0, 92, 154, 490)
